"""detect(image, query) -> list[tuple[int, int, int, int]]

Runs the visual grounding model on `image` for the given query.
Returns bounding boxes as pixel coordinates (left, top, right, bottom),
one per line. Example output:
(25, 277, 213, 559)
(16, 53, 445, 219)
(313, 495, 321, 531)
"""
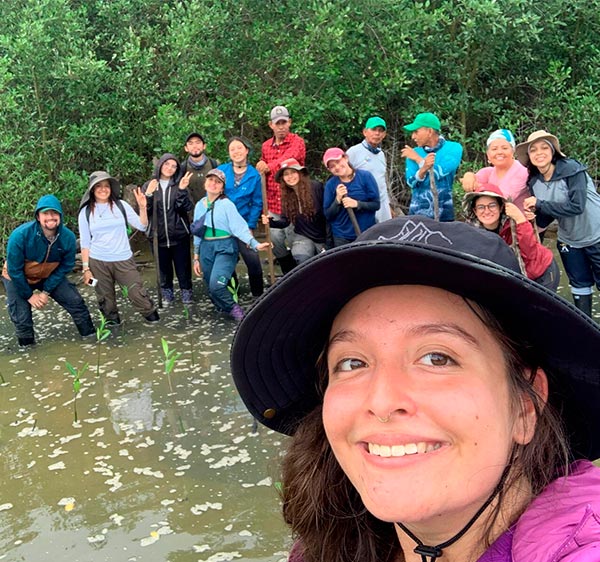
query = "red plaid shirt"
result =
(260, 133, 306, 214)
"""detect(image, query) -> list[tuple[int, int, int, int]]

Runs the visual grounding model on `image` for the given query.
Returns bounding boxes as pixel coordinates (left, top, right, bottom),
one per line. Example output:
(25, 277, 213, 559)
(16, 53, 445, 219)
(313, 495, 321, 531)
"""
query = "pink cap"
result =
(322, 147, 346, 167)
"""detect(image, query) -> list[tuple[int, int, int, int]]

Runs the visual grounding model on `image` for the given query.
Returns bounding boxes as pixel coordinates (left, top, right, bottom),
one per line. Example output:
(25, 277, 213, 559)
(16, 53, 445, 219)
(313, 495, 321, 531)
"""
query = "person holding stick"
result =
(261, 158, 328, 266)
(463, 183, 560, 292)
(191, 169, 270, 322)
(401, 113, 462, 221)
(231, 215, 600, 562)
(218, 136, 265, 297)
(323, 148, 379, 247)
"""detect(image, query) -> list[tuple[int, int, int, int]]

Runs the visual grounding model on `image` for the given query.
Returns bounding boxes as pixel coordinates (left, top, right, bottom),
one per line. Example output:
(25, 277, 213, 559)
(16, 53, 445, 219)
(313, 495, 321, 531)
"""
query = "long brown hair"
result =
(280, 173, 316, 223)
(280, 301, 569, 562)
(88, 187, 117, 216)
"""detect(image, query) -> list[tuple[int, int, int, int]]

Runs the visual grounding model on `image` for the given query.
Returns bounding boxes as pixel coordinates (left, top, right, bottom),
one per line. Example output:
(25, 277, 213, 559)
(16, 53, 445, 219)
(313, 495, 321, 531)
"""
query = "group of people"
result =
(3, 105, 600, 346)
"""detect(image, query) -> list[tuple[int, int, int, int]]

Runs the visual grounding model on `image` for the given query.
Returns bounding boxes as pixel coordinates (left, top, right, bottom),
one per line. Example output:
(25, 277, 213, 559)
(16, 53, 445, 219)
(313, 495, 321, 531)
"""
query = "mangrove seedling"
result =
(120, 284, 129, 299)
(161, 337, 181, 393)
(66, 361, 88, 423)
(95, 313, 111, 376)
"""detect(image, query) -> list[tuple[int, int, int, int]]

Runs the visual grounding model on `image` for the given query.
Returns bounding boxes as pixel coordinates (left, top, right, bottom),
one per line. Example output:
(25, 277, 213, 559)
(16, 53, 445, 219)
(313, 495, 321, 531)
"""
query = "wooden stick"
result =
(343, 197, 362, 237)
(151, 194, 163, 308)
(429, 169, 440, 221)
(260, 173, 276, 285)
(509, 218, 527, 276)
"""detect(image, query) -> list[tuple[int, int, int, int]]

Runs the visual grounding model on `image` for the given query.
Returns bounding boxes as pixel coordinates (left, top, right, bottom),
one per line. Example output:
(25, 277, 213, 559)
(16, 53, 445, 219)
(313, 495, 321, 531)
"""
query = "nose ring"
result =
(376, 413, 391, 423)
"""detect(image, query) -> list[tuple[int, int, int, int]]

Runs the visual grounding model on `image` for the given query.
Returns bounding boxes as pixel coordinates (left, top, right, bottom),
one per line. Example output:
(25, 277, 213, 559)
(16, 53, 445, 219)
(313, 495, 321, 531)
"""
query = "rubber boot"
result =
(77, 316, 95, 338)
(18, 336, 36, 347)
(573, 293, 593, 317)
(277, 253, 297, 275)
(248, 274, 264, 297)
(144, 310, 160, 323)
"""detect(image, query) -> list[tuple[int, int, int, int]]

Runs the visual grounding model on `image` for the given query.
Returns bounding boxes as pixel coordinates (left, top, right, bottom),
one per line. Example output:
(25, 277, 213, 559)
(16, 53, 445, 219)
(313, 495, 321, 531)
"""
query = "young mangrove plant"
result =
(95, 313, 111, 376)
(66, 361, 88, 423)
(161, 337, 181, 393)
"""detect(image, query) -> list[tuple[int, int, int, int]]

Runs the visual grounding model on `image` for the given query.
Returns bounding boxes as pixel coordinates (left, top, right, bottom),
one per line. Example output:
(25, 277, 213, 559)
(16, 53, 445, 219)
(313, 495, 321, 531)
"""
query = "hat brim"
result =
(231, 239, 600, 459)
(275, 165, 307, 183)
(90, 176, 120, 198)
(515, 135, 566, 166)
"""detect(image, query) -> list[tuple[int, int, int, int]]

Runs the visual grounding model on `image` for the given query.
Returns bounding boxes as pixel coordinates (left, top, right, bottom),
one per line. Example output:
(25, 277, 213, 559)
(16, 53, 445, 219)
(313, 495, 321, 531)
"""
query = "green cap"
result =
(364, 116, 386, 130)
(403, 112, 441, 132)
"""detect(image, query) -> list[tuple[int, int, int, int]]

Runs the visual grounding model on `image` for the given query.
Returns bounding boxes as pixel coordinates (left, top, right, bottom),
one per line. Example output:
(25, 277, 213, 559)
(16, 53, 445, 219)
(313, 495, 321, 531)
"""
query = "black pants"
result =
(155, 239, 192, 291)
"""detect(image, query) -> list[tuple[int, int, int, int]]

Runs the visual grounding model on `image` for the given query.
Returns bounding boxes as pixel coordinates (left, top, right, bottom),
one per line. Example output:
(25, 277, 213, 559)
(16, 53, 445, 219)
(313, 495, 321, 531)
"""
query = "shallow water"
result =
(1, 241, 598, 562)
(0, 267, 290, 562)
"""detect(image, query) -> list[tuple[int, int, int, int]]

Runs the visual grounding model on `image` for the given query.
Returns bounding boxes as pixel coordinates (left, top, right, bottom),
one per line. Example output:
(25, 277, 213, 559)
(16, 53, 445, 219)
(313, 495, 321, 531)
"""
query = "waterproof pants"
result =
(200, 237, 238, 313)
(89, 257, 156, 322)
(155, 238, 192, 291)
(236, 239, 264, 296)
(2, 276, 94, 340)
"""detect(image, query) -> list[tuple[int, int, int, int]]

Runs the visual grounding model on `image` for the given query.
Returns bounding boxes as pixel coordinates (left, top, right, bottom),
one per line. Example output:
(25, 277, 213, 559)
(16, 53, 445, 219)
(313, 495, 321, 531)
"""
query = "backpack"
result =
(85, 200, 130, 234)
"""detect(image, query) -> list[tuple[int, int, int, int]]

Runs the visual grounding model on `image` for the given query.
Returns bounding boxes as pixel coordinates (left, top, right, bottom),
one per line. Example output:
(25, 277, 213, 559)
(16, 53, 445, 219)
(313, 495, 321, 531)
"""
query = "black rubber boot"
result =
(277, 253, 297, 275)
(573, 293, 593, 317)
(77, 316, 95, 337)
(145, 310, 160, 323)
(18, 336, 36, 347)
(248, 274, 264, 297)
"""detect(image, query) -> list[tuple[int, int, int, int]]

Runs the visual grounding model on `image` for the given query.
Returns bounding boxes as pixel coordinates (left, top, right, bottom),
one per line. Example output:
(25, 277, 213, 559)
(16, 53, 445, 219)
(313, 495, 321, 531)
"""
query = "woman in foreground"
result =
(231, 216, 600, 562)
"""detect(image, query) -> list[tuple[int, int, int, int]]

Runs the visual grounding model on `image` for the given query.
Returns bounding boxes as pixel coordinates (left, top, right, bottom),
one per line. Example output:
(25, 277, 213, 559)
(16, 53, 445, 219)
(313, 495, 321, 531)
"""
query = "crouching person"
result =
(2, 194, 95, 346)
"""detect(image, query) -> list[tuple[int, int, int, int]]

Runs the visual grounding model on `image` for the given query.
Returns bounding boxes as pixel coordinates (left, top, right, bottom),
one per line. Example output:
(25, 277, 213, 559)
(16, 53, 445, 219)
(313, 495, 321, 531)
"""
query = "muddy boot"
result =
(18, 336, 36, 347)
(76, 316, 95, 338)
(277, 253, 297, 275)
(248, 273, 264, 297)
(573, 293, 593, 317)
(229, 303, 244, 322)
(145, 310, 160, 323)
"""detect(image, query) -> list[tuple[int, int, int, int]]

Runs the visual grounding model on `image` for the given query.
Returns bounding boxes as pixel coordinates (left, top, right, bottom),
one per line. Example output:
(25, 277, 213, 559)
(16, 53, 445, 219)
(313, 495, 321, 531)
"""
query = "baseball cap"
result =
(404, 112, 441, 132)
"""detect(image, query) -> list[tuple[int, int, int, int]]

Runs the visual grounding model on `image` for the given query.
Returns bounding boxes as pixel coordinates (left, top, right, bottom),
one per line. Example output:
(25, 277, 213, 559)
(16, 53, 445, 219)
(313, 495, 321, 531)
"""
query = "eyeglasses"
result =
(474, 202, 500, 212)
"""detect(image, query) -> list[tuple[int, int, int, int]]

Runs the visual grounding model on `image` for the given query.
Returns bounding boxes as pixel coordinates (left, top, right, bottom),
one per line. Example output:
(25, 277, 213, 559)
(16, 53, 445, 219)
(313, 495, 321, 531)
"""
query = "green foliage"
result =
(161, 337, 181, 393)
(2, 0, 600, 254)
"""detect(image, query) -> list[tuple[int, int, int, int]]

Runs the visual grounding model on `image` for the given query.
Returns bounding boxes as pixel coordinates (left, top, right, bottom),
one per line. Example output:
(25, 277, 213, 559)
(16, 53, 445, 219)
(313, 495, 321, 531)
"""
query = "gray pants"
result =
(90, 257, 155, 321)
(269, 213, 294, 259)
(290, 232, 325, 264)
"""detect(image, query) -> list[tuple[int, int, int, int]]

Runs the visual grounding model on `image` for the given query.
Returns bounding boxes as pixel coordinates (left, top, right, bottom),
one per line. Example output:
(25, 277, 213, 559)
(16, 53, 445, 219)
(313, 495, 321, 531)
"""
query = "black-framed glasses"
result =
(474, 202, 499, 212)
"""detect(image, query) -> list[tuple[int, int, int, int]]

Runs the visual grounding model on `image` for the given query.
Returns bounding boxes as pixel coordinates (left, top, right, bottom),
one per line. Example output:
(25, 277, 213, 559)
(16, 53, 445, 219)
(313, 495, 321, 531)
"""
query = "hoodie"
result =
(142, 153, 193, 247)
(2, 194, 77, 299)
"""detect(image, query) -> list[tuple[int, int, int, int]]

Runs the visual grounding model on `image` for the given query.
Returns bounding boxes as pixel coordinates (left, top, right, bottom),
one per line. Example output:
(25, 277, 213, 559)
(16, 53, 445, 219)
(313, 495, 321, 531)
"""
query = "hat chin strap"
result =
(396, 464, 511, 562)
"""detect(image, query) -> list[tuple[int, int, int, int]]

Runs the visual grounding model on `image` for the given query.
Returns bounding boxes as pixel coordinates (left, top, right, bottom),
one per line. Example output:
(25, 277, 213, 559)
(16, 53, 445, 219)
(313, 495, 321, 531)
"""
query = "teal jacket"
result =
(4, 195, 77, 299)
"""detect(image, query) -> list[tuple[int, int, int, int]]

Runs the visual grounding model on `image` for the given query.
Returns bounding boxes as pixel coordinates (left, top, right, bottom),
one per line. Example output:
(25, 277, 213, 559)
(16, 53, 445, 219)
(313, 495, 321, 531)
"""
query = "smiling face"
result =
(282, 168, 301, 187)
(327, 155, 353, 178)
(322, 285, 534, 533)
(228, 140, 249, 166)
(487, 139, 514, 170)
(37, 209, 61, 234)
(205, 175, 224, 198)
(93, 180, 112, 204)
(473, 195, 502, 230)
(160, 159, 178, 180)
(528, 140, 554, 171)
(185, 136, 206, 159)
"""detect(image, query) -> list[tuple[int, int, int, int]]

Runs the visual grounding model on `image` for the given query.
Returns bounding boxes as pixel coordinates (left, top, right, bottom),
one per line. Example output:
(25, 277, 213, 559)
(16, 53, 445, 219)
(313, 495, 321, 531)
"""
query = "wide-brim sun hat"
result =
(515, 130, 566, 166)
(462, 183, 506, 218)
(89, 171, 121, 198)
(230, 216, 600, 460)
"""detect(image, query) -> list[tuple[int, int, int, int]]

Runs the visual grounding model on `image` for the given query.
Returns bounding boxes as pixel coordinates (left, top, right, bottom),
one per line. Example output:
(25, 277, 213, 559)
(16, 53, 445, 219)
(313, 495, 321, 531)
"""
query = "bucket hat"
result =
(230, 216, 600, 459)
(515, 130, 566, 166)
(89, 171, 121, 197)
(275, 158, 307, 182)
(462, 183, 506, 219)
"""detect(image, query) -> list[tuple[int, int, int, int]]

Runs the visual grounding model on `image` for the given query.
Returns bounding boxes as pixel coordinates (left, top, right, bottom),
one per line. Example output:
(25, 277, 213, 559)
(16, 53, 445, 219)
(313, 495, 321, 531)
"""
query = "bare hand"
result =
(400, 145, 420, 162)
(28, 293, 47, 310)
(504, 202, 526, 224)
(146, 179, 159, 195)
(523, 196, 537, 211)
(179, 172, 193, 190)
(460, 172, 478, 192)
(255, 160, 269, 174)
(193, 260, 202, 277)
(261, 214, 270, 225)
(133, 187, 147, 208)
(256, 242, 272, 252)
(335, 184, 348, 203)
(524, 209, 536, 222)
(342, 196, 358, 209)
(422, 153, 435, 171)
(83, 269, 94, 286)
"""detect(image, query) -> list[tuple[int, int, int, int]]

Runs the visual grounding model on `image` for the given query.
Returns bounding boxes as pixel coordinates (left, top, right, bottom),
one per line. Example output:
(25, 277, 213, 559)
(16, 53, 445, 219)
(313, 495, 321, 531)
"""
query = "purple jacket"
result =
(479, 460, 600, 561)
(288, 461, 600, 562)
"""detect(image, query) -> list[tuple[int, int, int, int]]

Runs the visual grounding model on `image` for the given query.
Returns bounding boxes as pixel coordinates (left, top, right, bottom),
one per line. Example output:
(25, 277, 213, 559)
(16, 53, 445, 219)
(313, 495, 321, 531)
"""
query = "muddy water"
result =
(1, 242, 598, 562)
(0, 268, 290, 562)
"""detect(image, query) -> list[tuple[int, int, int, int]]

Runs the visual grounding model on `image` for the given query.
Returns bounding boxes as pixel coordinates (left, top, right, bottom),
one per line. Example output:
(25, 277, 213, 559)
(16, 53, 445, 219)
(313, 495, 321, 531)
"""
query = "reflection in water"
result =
(0, 272, 289, 562)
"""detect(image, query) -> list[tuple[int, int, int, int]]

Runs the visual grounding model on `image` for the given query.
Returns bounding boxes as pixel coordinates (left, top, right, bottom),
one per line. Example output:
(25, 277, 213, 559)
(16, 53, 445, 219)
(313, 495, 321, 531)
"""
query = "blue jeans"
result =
(200, 238, 239, 312)
(2, 276, 94, 340)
